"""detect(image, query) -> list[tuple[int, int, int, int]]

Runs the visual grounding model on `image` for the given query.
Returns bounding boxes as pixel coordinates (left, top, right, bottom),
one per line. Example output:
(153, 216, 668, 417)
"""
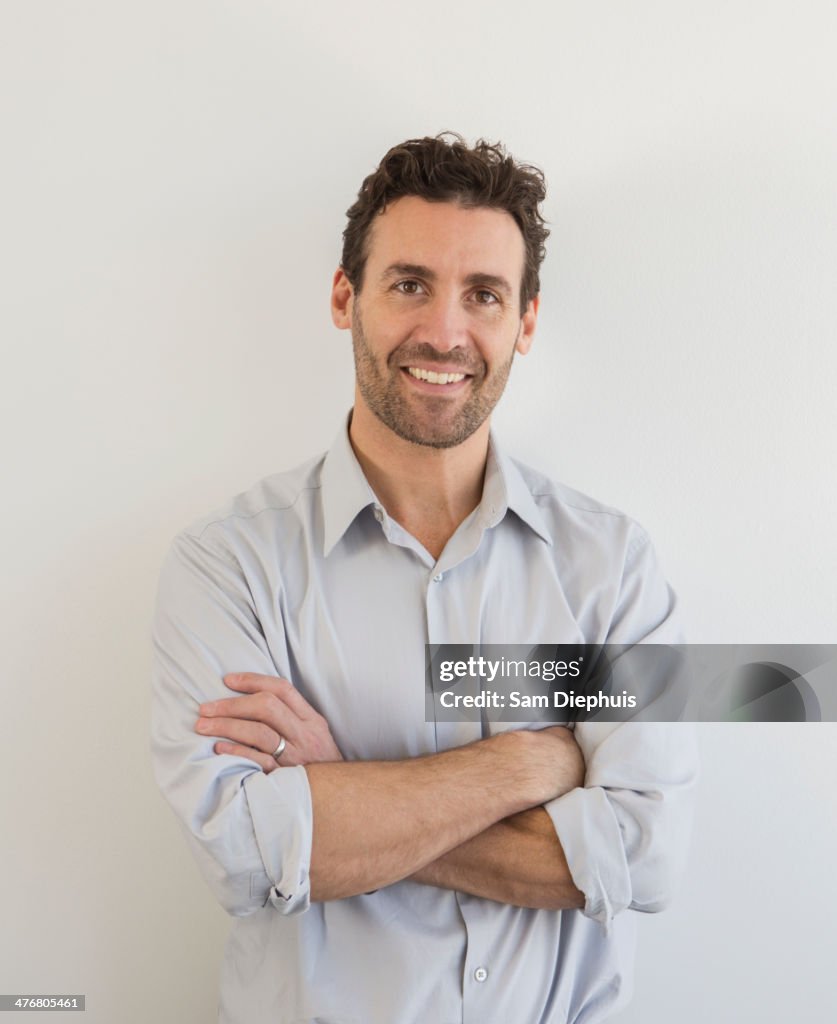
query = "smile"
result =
(405, 367, 468, 385)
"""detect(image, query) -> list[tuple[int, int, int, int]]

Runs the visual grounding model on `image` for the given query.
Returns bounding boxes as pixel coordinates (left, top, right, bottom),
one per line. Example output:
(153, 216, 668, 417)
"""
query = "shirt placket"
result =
(422, 513, 509, 1021)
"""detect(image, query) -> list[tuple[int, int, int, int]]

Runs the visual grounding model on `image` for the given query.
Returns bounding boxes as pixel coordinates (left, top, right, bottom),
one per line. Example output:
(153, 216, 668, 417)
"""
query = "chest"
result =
(254, 523, 599, 761)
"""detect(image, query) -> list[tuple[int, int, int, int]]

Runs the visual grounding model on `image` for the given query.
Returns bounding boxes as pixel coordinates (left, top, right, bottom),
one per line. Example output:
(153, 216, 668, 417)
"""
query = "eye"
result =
(473, 288, 500, 305)
(393, 279, 424, 295)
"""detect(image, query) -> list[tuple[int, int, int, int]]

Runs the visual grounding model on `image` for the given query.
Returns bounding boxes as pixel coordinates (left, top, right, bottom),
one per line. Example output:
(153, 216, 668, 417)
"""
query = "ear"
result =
(515, 294, 539, 355)
(331, 268, 354, 330)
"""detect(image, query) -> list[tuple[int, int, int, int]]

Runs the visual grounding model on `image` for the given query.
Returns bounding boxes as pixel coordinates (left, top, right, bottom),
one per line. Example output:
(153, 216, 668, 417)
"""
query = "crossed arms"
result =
(196, 672, 586, 909)
(152, 531, 697, 922)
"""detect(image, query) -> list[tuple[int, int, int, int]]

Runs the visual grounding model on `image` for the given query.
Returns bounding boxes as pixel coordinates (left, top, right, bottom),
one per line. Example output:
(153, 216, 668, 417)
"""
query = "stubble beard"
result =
(350, 302, 518, 450)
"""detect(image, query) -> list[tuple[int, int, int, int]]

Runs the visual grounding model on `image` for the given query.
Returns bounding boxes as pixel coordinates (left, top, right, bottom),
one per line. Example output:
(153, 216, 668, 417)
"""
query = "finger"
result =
(198, 693, 303, 744)
(196, 715, 280, 755)
(223, 673, 320, 721)
(213, 741, 278, 774)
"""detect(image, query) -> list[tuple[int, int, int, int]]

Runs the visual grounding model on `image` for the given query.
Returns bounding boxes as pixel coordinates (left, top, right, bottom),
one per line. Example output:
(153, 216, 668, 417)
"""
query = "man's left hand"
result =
(195, 672, 343, 772)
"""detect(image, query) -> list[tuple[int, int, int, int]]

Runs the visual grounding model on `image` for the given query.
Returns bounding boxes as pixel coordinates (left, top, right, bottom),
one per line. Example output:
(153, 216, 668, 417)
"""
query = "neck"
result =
(348, 400, 490, 559)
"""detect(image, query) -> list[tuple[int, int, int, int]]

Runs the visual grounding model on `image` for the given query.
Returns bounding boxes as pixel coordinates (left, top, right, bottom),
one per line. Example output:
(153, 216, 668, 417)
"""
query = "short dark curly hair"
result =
(341, 132, 549, 315)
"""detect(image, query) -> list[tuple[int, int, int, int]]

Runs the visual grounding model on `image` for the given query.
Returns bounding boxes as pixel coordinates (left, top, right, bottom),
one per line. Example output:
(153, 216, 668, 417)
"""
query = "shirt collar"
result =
(320, 415, 380, 557)
(320, 414, 554, 556)
(485, 434, 554, 547)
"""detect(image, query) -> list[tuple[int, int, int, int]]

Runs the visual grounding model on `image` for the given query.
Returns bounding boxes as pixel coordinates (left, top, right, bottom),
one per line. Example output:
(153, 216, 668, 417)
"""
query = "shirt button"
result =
(373, 506, 383, 522)
(432, 572, 443, 583)
(474, 966, 488, 983)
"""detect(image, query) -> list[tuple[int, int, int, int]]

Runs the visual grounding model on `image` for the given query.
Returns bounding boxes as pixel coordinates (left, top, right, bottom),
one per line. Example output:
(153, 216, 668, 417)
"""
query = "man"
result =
(152, 133, 697, 1024)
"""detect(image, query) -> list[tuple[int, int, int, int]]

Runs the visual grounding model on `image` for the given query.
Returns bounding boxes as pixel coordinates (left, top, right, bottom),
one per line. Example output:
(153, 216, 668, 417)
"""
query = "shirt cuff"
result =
(544, 785, 632, 929)
(243, 765, 314, 916)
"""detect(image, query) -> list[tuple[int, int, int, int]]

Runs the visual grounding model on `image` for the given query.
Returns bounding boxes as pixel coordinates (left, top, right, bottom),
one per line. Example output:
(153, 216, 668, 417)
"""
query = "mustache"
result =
(389, 344, 483, 374)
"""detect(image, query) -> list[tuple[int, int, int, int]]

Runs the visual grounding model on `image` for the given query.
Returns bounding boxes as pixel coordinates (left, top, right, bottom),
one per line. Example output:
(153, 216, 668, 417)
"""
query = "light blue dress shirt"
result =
(151, 419, 698, 1024)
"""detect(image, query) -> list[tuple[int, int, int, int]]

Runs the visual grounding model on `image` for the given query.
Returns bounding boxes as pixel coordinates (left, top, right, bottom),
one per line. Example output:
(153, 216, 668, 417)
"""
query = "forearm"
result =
(411, 807, 585, 910)
(305, 728, 578, 901)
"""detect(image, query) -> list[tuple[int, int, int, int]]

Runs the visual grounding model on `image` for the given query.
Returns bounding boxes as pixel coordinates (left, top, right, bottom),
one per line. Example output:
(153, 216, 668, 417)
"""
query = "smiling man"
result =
(336, 193, 538, 560)
(345, 195, 533, 453)
(152, 134, 697, 1024)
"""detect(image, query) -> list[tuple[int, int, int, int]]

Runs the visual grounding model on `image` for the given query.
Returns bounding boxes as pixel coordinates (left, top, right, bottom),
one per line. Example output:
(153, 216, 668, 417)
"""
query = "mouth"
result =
(402, 366, 473, 392)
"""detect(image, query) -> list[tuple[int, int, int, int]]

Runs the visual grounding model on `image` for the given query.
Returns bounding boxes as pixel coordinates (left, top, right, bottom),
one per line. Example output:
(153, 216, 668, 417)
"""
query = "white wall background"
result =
(2, 2, 835, 1021)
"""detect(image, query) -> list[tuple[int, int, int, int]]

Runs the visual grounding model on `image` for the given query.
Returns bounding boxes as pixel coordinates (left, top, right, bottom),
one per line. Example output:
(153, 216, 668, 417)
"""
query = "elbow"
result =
(630, 889, 673, 915)
(181, 818, 311, 919)
(155, 752, 314, 920)
(191, 848, 312, 920)
(217, 890, 264, 920)
(200, 858, 311, 919)
(615, 787, 697, 917)
(627, 845, 686, 915)
(189, 845, 272, 918)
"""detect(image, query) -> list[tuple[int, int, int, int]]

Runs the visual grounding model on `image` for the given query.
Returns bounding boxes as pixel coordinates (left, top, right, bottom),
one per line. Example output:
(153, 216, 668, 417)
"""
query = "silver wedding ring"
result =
(272, 736, 286, 761)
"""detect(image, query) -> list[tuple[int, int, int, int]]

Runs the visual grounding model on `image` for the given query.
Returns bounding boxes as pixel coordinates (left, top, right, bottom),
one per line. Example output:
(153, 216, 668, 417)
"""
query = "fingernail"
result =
(200, 701, 216, 713)
(196, 718, 210, 732)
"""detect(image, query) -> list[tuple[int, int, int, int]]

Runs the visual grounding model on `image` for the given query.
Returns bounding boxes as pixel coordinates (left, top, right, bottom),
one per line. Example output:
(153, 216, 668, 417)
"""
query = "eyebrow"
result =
(380, 262, 515, 299)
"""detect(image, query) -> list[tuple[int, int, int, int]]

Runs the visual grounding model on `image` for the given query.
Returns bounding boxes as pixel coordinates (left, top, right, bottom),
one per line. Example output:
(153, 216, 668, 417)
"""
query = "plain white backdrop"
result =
(2, 2, 836, 1021)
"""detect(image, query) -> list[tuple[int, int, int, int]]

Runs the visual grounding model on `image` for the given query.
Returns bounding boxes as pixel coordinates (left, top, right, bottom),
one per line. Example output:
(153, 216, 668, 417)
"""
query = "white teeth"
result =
(407, 367, 467, 385)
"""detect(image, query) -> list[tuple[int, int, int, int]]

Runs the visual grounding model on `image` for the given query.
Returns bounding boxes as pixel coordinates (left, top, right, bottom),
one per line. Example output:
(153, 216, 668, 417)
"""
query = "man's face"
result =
(334, 196, 538, 449)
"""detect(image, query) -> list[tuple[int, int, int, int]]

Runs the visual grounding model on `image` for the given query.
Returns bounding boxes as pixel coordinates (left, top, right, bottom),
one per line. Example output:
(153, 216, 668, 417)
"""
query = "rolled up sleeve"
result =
(151, 530, 313, 917)
(545, 525, 699, 928)
(545, 721, 698, 926)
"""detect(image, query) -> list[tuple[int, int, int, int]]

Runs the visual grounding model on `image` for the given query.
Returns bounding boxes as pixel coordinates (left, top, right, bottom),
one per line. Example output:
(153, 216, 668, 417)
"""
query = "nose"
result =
(415, 291, 470, 353)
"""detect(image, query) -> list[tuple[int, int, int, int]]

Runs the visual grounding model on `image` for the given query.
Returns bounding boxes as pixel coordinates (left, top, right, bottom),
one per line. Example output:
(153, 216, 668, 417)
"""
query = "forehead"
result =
(364, 196, 525, 279)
